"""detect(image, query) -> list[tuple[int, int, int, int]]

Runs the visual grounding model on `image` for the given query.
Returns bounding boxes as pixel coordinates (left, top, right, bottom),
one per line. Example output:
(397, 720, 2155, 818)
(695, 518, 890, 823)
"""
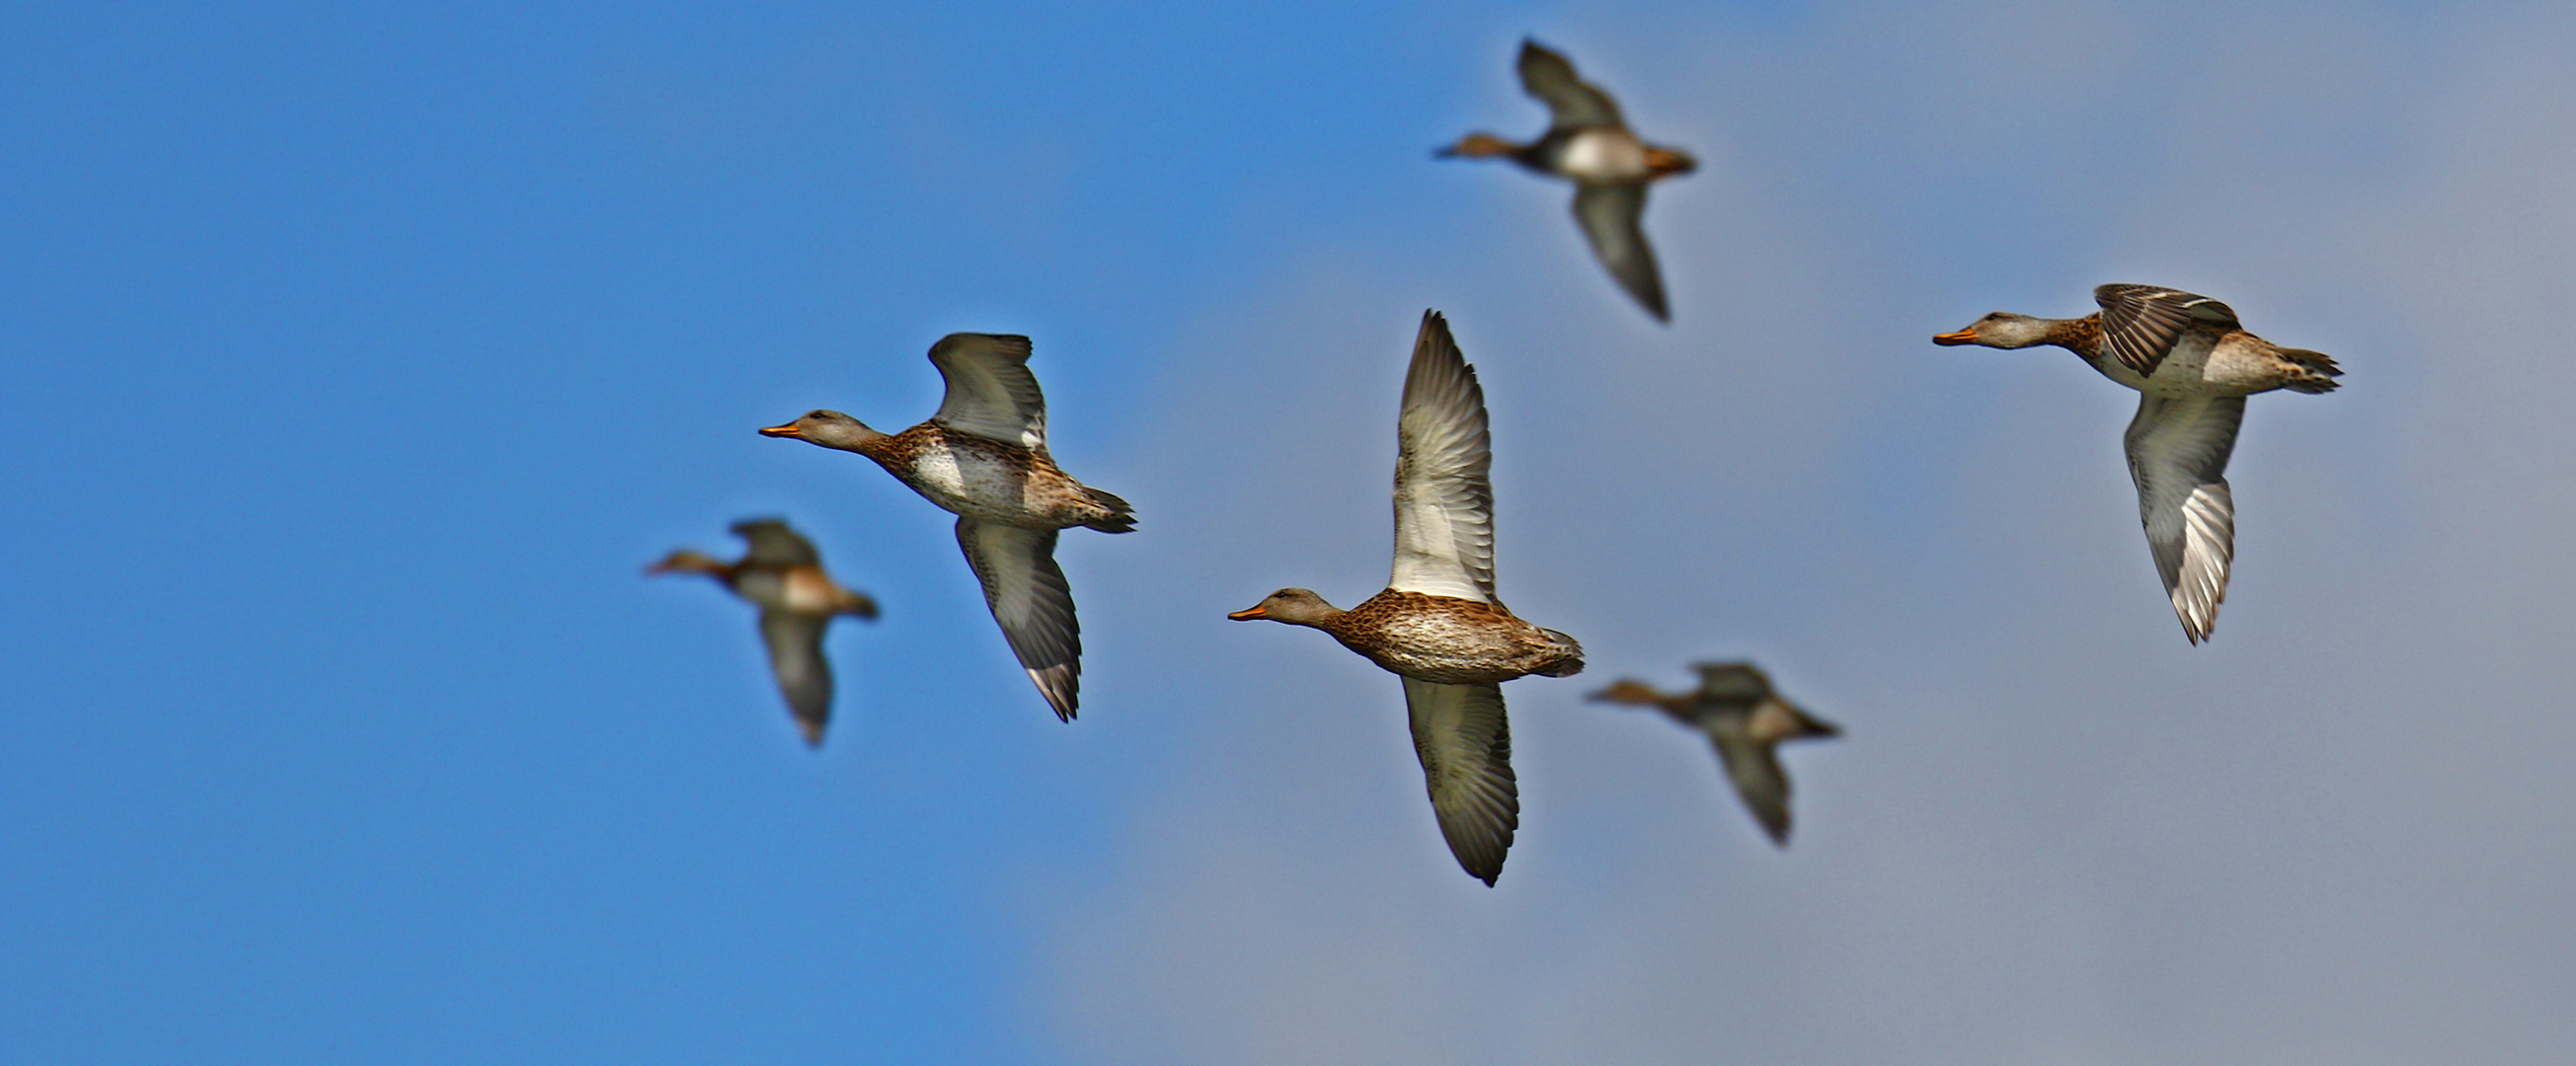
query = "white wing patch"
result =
(2168, 483, 2235, 644)
(1388, 311, 1499, 604)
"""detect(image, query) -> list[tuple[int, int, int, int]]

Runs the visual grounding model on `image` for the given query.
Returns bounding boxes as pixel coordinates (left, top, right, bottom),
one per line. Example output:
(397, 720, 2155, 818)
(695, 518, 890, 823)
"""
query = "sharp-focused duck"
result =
(1229, 310, 1583, 886)
(1935, 284, 2342, 644)
(649, 518, 880, 747)
(760, 333, 1132, 722)
(1590, 663, 1838, 847)
(1439, 38, 1696, 322)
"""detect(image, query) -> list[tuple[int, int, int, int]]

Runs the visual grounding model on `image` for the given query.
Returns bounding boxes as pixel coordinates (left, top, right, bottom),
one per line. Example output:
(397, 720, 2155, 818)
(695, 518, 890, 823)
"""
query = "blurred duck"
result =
(1440, 38, 1697, 322)
(760, 334, 1133, 722)
(1229, 310, 1583, 886)
(649, 518, 880, 747)
(1590, 663, 1838, 847)
(1935, 284, 2342, 644)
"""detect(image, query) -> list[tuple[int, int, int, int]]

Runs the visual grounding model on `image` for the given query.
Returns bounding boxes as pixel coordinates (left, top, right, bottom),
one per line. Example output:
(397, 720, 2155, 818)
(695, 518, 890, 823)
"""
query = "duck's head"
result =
(759, 410, 887, 451)
(1643, 145, 1697, 179)
(1436, 132, 1520, 159)
(646, 549, 727, 576)
(1226, 587, 1340, 626)
(1934, 312, 2053, 349)
(1587, 680, 1669, 707)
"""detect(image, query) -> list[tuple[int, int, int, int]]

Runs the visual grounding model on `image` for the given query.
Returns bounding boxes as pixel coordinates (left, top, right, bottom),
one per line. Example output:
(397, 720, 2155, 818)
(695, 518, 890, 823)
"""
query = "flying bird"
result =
(760, 333, 1133, 722)
(1439, 38, 1697, 322)
(648, 518, 881, 747)
(1228, 310, 1584, 886)
(1935, 284, 2342, 643)
(1590, 663, 1839, 847)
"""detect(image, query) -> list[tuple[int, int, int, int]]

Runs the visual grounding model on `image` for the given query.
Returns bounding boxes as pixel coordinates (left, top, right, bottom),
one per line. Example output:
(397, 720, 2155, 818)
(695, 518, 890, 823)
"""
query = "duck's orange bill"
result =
(758, 422, 803, 437)
(1931, 329, 1978, 345)
(1225, 605, 1269, 621)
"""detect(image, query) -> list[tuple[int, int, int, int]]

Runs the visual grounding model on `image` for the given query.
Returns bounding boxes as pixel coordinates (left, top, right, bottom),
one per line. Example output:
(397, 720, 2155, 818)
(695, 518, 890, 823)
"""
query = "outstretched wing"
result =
(1690, 662, 1771, 703)
(1517, 39, 1625, 130)
(928, 333, 1050, 451)
(1707, 728, 1795, 847)
(955, 518, 1082, 721)
(1401, 677, 1519, 885)
(757, 609, 834, 747)
(731, 518, 821, 568)
(2123, 394, 2244, 644)
(1388, 311, 1498, 603)
(2095, 284, 2239, 378)
(1572, 184, 1669, 322)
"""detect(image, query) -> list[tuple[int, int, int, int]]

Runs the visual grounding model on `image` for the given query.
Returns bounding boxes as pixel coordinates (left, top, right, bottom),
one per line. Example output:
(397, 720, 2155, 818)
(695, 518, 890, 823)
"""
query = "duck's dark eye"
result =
(1982, 313, 2003, 322)
(808, 411, 828, 419)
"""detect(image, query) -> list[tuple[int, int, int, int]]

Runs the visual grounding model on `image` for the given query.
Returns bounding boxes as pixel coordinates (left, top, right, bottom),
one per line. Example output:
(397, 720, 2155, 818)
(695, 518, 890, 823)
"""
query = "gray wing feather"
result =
(757, 609, 834, 747)
(1690, 662, 1771, 703)
(2095, 284, 2240, 378)
(2124, 394, 2244, 644)
(955, 518, 1082, 721)
(1388, 311, 1499, 603)
(1401, 677, 1519, 885)
(1709, 729, 1795, 847)
(929, 333, 1050, 451)
(1517, 39, 1625, 130)
(1572, 184, 1669, 322)
(731, 519, 821, 568)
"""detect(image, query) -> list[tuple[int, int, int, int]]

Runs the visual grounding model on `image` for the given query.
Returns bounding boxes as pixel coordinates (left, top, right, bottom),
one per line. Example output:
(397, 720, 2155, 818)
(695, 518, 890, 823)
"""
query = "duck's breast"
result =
(896, 436, 1038, 520)
(1341, 594, 1551, 684)
(1556, 128, 1650, 183)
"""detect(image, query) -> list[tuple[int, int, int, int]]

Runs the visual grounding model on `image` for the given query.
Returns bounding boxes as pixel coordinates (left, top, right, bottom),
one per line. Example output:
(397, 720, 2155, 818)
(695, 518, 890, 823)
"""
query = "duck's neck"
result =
(1289, 602, 1353, 636)
(817, 421, 898, 458)
(2049, 315, 2106, 361)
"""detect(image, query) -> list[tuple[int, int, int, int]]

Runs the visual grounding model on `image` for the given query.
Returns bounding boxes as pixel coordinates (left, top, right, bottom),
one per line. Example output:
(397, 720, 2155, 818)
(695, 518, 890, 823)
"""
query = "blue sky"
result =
(7, 1, 2576, 1063)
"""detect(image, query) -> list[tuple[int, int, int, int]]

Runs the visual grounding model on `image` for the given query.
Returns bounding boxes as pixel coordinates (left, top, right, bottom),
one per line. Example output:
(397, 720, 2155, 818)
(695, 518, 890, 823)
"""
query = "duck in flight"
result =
(1935, 284, 2342, 643)
(1590, 663, 1839, 847)
(760, 334, 1134, 722)
(1228, 310, 1583, 886)
(648, 518, 880, 747)
(1439, 38, 1696, 322)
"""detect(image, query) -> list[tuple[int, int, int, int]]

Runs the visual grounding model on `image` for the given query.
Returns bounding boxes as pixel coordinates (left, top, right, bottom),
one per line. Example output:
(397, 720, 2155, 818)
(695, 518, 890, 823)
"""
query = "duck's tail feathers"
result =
(2278, 347, 2343, 393)
(1080, 487, 1137, 533)
(1534, 629, 1586, 677)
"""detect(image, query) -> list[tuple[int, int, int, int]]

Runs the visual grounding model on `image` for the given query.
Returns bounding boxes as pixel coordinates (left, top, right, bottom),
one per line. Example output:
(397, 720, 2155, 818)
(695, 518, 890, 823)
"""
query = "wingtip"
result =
(1456, 847, 1507, 886)
(1029, 665, 1080, 723)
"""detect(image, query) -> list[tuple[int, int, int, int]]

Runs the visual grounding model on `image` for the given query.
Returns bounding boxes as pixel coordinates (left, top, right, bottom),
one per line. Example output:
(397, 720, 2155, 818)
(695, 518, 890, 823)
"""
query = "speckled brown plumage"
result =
(1313, 589, 1584, 684)
(851, 423, 1133, 533)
